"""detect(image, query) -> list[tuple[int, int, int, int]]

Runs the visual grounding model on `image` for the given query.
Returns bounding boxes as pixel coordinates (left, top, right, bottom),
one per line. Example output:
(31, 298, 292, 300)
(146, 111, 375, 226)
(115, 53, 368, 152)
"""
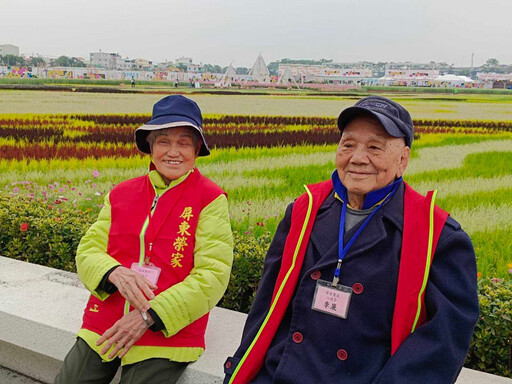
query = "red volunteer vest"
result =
(229, 180, 448, 383)
(81, 169, 225, 349)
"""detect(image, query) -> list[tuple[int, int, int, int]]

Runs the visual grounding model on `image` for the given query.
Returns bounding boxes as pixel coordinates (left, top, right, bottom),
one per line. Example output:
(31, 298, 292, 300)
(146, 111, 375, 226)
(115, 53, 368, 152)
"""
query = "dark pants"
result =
(54, 338, 188, 384)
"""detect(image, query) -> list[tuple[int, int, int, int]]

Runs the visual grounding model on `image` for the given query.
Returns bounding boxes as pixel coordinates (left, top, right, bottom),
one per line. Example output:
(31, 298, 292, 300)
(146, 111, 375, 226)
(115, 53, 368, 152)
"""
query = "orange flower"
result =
(477, 272, 482, 279)
(20, 222, 29, 232)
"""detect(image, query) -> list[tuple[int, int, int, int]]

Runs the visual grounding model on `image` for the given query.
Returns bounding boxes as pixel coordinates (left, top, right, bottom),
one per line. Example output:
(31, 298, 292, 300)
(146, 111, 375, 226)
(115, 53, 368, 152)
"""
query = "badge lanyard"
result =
(144, 194, 160, 264)
(332, 182, 399, 287)
(143, 179, 184, 265)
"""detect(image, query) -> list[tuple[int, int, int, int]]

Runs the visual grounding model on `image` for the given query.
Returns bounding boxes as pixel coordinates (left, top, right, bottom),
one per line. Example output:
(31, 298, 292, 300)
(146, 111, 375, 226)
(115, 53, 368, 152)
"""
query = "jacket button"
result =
(292, 332, 303, 343)
(310, 270, 321, 280)
(352, 283, 364, 294)
(225, 361, 232, 369)
(337, 349, 348, 361)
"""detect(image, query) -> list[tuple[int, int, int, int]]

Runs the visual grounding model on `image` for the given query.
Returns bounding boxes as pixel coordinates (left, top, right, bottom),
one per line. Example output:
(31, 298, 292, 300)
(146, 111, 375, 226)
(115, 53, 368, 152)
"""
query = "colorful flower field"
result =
(2, 104, 512, 377)
(2, 113, 512, 280)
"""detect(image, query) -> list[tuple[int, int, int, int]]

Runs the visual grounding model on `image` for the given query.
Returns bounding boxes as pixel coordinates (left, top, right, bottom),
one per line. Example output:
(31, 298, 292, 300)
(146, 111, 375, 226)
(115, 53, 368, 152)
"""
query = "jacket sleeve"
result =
(373, 217, 480, 384)
(75, 193, 121, 300)
(149, 194, 234, 338)
(223, 202, 293, 382)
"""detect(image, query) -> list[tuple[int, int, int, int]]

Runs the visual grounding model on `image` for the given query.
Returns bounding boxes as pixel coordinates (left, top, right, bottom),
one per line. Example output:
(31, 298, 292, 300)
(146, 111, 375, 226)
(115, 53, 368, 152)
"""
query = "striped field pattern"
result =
(1, 114, 511, 277)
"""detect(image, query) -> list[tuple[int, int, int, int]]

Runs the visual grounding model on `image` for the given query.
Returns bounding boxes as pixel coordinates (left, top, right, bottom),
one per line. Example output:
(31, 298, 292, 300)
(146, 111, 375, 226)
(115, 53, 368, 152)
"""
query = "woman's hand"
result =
(96, 310, 154, 359)
(108, 266, 157, 311)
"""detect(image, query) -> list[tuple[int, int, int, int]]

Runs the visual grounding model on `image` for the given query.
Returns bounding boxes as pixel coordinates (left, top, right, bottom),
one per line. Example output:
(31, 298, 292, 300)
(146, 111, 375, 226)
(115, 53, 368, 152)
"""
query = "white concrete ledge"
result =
(0, 256, 510, 384)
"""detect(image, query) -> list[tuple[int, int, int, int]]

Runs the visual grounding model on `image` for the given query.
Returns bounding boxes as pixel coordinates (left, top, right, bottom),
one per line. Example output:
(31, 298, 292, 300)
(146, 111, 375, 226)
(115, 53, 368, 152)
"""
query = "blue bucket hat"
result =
(337, 96, 414, 147)
(135, 95, 210, 156)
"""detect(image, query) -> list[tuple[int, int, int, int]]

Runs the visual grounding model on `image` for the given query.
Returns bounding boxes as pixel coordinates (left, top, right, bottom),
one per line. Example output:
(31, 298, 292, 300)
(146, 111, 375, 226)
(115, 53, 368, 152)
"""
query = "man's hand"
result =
(96, 310, 153, 359)
(108, 266, 157, 311)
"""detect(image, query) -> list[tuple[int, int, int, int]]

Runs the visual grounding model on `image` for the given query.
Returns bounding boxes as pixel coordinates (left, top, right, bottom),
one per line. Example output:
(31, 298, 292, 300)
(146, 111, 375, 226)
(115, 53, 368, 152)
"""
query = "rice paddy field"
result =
(1, 90, 512, 278)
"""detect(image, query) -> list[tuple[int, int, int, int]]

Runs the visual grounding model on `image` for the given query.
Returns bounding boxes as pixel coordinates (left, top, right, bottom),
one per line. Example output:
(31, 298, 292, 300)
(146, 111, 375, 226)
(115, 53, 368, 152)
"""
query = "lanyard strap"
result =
(332, 182, 399, 286)
(143, 177, 185, 264)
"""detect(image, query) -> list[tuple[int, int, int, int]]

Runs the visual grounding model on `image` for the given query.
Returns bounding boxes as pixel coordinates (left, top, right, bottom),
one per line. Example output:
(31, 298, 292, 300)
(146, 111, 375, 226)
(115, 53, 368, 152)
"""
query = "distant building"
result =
(176, 57, 193, 65)
(0, 44, 20, 56)
(186, 63, 203, 73)
(134, 58, 153, 70)
(156, 60, 175, 70)
(477, 72, 512, 89)
(90, 51, 136, 70)
(115, 57, 135, 70)
(381, 69, 439, 86)
(90, 52, 120, 69)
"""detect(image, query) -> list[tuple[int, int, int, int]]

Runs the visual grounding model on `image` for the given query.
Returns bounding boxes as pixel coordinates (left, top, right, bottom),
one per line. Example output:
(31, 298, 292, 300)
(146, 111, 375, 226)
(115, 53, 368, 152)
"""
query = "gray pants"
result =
(54, 338, 188, 384)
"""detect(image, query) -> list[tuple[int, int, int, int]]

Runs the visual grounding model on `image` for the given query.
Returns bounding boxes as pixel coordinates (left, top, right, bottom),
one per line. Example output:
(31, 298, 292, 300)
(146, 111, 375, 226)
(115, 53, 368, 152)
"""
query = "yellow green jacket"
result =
(76, 169, 233, 365)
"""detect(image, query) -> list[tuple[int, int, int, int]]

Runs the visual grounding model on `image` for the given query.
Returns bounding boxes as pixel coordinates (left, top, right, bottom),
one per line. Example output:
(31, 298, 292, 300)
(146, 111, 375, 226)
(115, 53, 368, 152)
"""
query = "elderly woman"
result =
(54, 95, 233, 384)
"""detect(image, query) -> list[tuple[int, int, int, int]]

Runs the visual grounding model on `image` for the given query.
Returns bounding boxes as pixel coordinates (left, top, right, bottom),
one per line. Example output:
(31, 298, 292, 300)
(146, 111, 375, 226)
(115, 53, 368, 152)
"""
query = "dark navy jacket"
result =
(224, 182, 479, 384)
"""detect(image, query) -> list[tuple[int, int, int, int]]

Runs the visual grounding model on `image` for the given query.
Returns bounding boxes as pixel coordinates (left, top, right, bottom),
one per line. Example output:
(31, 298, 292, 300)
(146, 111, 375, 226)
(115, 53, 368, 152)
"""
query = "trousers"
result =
(54, 338, 188, 384)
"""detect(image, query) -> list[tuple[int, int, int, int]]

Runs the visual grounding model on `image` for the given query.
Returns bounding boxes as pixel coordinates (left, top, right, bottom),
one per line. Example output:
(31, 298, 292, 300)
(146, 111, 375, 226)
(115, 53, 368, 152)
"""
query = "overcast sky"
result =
(2, 0, 511, 68)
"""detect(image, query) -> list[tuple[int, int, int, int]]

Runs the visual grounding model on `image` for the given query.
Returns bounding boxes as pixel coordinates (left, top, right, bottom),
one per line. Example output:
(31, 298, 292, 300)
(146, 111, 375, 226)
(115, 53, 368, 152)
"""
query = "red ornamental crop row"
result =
(0, 117, 72, 126)
(414, 119, 512, 129)
(2, 124, 503, 148)
(204, 115, 336, 126)
(207, 131, 340, 148)
(414, 127, 499, 135)
(3, 126, 508, 161)
(71, 114, 150, 125)
(69, 114, 337, 127)
(0, 126, 64, 141)
(0, 144, 139, 160)
(3, 131, 340, 160)
(3, 114, 512, 130)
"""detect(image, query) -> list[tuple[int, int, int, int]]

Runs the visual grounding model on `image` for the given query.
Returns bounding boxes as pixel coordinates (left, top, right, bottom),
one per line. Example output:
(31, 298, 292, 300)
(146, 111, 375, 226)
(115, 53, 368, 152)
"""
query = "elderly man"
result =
(224, 96, 479, 384)
(54, 95, 233, 384)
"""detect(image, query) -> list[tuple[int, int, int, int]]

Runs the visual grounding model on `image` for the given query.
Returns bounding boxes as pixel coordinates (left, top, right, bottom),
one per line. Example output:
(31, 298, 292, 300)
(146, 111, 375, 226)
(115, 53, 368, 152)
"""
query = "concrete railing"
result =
(0, 256, 510, 384)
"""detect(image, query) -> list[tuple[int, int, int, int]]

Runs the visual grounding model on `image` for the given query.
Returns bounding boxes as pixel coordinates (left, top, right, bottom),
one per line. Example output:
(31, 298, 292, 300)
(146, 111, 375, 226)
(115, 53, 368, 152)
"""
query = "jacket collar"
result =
(308, 181, 405, 271)
(331, 170, 403, 210)
(149, 168, 194, 195)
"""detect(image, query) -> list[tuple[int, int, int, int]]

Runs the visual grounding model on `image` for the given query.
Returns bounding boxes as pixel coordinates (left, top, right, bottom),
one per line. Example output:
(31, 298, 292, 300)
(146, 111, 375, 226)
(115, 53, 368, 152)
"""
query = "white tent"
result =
(276, 66, 300, 89)
(435, 74, 464, 82)
(217, 63, 237, 87)
(458, 75, 474, 83)
(434, 74, 470, 87)
(247, 54, 270, 83)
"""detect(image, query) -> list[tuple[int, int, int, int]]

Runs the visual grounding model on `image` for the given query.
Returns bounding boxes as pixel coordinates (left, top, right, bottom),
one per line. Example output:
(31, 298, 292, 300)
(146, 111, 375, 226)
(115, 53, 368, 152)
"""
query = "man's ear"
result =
(397, 145, 410, 178)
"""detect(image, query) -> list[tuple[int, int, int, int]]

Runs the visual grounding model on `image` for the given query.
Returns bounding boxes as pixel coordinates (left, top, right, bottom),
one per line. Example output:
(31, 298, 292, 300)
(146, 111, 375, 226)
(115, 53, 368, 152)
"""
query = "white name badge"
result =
(311, 279, 352, 319)
(131, 262, 161, 286)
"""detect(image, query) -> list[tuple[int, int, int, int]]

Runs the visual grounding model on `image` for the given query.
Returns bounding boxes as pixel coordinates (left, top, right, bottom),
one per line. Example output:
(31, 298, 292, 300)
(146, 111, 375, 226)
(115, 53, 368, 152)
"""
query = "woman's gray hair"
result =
(145, 127, 199, 151)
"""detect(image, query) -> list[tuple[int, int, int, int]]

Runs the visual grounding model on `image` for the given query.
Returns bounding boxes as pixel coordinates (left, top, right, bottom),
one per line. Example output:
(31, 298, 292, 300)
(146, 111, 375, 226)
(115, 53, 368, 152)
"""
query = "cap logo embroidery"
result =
(358, 101, 390, 109)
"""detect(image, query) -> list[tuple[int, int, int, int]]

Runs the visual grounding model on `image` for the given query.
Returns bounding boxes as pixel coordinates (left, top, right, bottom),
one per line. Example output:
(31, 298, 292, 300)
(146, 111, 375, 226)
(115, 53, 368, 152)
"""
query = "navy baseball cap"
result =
(337, 96, 414, 147)
(135, 95, 210, 156)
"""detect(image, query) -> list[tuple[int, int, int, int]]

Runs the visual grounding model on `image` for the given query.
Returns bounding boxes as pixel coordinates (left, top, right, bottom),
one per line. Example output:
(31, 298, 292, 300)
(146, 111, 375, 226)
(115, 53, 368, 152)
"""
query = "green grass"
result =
(471, 228, 512, 277)
(436, 188, 512, 213)
(407, 150, 512, 184)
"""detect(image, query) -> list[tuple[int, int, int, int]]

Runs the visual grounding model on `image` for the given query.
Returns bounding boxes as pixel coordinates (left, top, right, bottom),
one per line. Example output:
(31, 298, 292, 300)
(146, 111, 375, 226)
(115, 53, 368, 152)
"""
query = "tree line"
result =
(0, 55, 86, 67)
